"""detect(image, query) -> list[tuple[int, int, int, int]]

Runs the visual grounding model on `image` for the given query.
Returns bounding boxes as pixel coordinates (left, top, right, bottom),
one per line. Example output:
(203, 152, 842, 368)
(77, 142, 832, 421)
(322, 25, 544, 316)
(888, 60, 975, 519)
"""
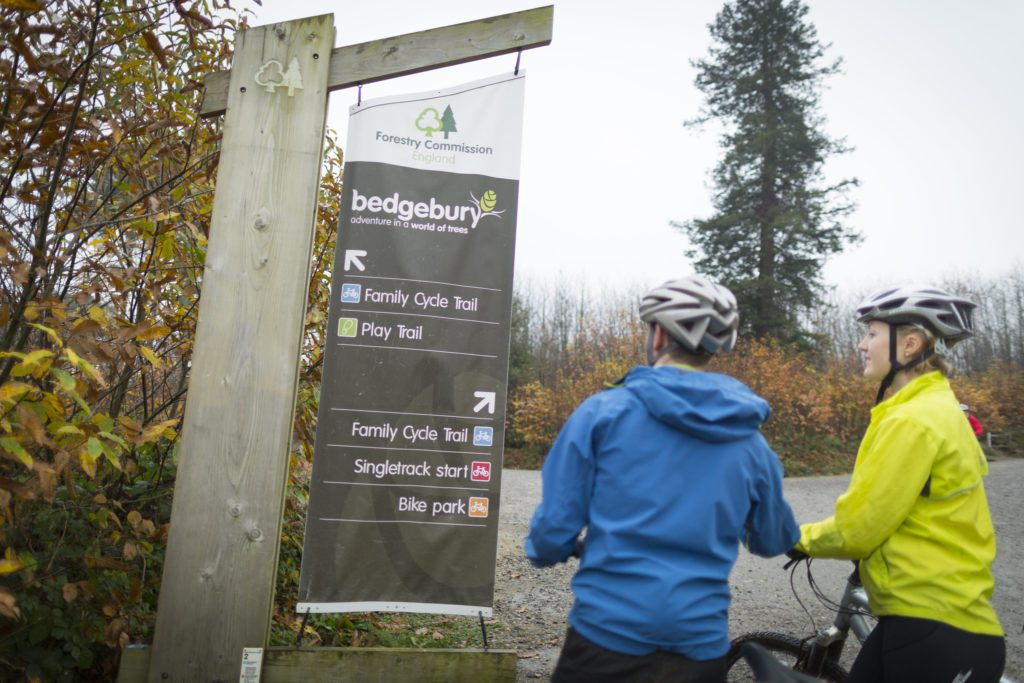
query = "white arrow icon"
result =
(344, 249, 367, 272)
(473, 391, 496, 414)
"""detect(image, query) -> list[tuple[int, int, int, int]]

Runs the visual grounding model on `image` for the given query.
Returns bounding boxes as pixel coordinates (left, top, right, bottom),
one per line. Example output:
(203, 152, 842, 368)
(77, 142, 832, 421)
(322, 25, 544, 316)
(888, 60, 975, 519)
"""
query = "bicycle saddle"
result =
(740, 642, 823, 682)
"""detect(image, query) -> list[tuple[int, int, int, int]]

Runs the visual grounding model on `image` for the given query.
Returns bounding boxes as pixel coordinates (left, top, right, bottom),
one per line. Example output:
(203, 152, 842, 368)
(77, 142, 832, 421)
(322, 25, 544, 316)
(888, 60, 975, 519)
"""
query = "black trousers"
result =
(551, 627, 728, 683)
(849, 615, 1006, 683)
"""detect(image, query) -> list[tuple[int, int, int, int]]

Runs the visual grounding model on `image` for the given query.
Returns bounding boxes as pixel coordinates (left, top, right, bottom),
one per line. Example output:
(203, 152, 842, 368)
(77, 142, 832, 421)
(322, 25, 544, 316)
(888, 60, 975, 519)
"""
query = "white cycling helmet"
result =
(857, 284, 976, 404)
(639, 275, 739, 361)
(855, 285, 976, 342)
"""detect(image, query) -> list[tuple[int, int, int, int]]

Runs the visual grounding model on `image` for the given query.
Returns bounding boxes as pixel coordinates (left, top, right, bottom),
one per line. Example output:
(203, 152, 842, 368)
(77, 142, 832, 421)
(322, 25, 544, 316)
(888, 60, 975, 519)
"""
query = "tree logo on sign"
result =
(415, 105, 457, 138)
(468, 190, 504, 228)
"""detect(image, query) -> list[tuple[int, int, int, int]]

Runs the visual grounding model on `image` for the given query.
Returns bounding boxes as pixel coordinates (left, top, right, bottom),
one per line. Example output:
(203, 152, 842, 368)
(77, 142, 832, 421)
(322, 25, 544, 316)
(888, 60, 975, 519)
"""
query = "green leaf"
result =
(92, 414, 115, 433)
(99, 431, 128, 449)
(85, 437, 103, 461)
(102, 442, 122, 471)
(52, 369, 91, 415)
(52, 367, 77, 392)
(0, 437, 33, 469)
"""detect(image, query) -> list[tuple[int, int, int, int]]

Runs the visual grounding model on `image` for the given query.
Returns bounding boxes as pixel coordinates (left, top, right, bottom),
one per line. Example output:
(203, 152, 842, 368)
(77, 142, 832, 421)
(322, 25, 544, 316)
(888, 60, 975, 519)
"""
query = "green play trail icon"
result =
(337, 317, 358, 337)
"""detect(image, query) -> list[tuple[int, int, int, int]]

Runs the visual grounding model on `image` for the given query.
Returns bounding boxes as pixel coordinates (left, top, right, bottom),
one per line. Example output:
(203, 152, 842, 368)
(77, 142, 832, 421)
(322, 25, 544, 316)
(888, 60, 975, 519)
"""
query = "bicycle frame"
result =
(801, 565, 873, 673)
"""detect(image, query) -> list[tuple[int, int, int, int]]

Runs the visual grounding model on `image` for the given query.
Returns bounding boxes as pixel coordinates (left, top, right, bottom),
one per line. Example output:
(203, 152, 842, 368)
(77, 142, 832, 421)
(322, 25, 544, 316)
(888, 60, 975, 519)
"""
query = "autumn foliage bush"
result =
(509, 317, 1024, 474)
(0, 2, 250, 679)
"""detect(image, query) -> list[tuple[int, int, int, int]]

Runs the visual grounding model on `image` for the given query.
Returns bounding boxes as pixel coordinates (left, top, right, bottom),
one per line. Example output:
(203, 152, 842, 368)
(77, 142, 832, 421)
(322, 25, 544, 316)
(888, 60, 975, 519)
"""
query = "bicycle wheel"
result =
(726, 631, 848, 682)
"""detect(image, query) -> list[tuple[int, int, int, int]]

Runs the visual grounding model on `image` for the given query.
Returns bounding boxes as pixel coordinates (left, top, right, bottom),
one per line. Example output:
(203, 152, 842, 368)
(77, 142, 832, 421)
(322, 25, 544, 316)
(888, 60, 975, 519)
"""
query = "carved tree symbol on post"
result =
(282, 57, 304, 96)
(254, 58, 304, 96)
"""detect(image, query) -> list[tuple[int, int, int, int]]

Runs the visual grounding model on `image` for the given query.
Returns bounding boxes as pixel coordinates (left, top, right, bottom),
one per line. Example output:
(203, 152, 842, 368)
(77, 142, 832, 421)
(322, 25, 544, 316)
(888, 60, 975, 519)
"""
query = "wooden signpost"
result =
(121, 7, 552, 683)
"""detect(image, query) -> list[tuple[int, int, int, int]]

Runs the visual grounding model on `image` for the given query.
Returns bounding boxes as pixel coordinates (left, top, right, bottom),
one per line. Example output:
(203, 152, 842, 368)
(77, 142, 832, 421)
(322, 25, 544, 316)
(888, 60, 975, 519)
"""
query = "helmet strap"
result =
(874, 322, 935, 404)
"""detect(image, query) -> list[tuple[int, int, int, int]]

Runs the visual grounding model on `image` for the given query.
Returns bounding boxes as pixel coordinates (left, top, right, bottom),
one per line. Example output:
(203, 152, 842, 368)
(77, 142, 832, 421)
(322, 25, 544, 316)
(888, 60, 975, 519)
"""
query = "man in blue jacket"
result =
(526, 275, 799, 682)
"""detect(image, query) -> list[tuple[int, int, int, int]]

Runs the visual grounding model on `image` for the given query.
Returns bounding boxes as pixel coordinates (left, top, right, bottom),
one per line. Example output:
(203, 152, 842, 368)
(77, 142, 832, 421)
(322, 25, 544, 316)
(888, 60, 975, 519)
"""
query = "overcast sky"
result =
(245, 0, 1024, 297)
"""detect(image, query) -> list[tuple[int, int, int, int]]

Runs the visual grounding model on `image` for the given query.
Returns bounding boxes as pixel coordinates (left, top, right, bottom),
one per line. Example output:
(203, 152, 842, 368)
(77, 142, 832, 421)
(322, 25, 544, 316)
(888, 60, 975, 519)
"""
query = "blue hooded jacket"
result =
(525, 365, 799, 660)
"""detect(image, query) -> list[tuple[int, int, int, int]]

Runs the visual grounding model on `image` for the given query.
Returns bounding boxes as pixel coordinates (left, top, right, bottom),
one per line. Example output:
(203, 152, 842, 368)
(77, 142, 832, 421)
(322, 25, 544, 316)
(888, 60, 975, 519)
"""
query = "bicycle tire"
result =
(726, 631, 849, 682)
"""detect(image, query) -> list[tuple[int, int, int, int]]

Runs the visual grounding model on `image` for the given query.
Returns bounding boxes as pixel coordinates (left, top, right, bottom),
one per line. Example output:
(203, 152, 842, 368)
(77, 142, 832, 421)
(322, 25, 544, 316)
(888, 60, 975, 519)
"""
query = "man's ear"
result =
(651, 323, 669, 354)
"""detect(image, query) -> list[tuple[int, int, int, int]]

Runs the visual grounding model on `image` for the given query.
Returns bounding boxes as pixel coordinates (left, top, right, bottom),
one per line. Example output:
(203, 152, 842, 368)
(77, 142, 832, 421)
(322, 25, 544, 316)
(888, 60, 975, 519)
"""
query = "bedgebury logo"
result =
(470, 190, 504, 227)
(415, 105, 457, 139)
(350, 188, 504, 229)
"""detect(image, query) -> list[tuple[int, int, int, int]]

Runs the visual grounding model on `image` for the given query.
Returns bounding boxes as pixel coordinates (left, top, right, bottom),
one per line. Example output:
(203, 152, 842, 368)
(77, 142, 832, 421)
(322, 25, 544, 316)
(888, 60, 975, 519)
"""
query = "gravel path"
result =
(494, 458, 1024, 681)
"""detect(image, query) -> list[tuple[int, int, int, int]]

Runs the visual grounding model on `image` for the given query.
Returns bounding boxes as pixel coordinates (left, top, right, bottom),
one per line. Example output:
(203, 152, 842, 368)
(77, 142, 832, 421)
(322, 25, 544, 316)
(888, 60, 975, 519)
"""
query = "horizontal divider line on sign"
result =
(328, 444, 491, 456)
(330, 407, 494, 422)
(337, 343, 498, 358)
(344, 274, 502, 292)
(338, 308, 500, 325)
(324, 480, 491, 492)
(319, 517, 488, 528)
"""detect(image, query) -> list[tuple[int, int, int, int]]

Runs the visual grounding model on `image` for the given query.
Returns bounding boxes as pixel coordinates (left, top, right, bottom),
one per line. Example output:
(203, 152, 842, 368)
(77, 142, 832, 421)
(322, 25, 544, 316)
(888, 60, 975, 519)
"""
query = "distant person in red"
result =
(961, 403, 984, 437)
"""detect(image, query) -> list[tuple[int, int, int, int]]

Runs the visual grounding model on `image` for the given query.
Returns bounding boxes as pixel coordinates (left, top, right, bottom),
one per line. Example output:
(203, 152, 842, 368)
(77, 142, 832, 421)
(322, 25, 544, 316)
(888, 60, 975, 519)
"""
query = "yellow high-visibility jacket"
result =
(796, 371, 1003, 636)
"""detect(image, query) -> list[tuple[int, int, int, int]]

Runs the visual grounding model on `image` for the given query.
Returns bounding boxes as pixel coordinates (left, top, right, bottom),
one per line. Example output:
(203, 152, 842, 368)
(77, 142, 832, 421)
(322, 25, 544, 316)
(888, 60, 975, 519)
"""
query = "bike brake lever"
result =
(783, 549, 809, 570)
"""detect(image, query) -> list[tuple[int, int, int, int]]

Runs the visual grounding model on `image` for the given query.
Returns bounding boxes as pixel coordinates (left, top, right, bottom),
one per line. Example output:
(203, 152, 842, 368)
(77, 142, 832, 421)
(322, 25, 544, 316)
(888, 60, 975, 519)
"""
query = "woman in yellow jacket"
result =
(795, 285, 1005, 683)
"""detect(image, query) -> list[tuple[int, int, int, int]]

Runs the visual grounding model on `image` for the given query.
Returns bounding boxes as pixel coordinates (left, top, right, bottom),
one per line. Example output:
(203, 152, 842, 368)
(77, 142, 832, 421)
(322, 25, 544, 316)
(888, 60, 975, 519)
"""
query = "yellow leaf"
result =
(138, 346, 163, 369)
(62, 582, 79, 602)
(65, 348, 107, 388)
(88, 305, 107, 324)
(140, 418, 179, 444)
(0, 381, 36, 403)
(55, 424, 84, 437)
(0, 557, 24, 575)
(10, 349, 54, 378)
(28, 322, 62, 348)
(0, 0, 45, 11)
(135, 325, 171, 341)
(79, 440, 100, 478)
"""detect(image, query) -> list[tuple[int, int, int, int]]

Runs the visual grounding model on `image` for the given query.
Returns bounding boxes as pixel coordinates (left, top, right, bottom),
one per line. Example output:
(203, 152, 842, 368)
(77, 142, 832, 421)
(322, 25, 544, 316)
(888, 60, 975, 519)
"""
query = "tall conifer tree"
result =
(677, 0, 859, 342)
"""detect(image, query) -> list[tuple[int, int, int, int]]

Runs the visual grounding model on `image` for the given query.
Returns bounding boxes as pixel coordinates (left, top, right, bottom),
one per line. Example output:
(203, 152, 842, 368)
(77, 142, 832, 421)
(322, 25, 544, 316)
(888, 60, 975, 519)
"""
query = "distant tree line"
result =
(507, 268, 1024, 462)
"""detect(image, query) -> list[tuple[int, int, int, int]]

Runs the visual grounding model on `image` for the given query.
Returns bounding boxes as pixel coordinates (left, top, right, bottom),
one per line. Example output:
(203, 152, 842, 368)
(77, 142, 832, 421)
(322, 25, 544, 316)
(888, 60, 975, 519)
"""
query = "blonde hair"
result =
(896, 323, 953, 377)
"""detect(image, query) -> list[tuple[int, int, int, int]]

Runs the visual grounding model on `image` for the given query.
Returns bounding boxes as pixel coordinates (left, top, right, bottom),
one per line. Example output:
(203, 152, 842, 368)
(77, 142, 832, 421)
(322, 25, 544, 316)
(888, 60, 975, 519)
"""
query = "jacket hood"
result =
(623, 365, 770, 442)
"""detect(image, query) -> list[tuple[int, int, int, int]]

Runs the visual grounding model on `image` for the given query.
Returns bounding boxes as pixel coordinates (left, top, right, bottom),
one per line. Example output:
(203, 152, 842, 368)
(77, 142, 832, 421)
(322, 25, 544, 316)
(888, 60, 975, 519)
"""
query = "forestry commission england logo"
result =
(415, 105, 457, 139)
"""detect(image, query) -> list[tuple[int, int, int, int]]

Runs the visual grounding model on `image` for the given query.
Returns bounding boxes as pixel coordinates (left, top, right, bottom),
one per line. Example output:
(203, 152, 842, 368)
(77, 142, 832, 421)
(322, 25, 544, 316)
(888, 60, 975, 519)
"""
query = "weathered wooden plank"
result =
(145, 14, 334, 682)
(119, 646, 517, 683)
(262, 647, 518, 682)
(201, 6, 553, 117)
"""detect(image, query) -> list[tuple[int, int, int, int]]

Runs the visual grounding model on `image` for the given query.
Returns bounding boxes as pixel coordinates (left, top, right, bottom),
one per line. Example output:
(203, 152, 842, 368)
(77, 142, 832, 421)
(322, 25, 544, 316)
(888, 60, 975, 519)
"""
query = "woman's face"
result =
(858, 320, 891, 380)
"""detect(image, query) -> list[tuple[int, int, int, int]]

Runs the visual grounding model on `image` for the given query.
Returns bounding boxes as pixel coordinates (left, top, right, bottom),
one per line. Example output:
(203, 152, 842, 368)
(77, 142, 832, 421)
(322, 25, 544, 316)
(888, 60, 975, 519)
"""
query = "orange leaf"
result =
(141, 31, 168, 68)
(0, 587, 19, 619)
(85, 556, 131, 572)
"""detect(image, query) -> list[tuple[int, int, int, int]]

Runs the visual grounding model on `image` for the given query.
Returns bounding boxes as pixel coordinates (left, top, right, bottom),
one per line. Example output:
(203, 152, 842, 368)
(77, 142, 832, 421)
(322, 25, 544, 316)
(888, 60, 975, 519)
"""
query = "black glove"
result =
(783, 548, 809, 569)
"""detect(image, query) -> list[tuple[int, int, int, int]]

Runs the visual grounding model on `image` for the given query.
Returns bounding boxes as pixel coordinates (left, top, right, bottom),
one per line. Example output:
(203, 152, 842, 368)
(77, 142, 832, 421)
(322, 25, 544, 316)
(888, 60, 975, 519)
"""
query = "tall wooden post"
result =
(136, 8, 552, 682)
(147, 15, 333, 681)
